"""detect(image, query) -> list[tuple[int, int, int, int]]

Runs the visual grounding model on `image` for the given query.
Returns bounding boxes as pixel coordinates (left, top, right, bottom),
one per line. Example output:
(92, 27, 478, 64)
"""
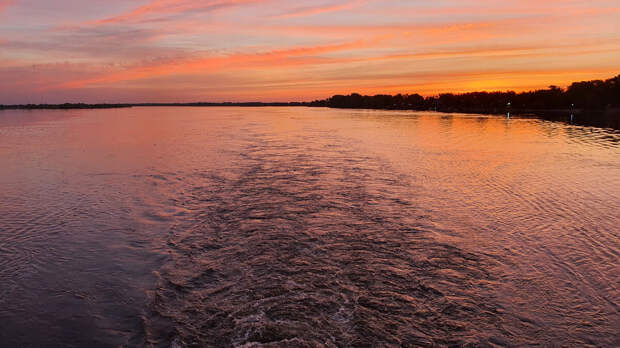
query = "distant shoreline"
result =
(0, 102, 307, 110)
(2, 103, 619, 129)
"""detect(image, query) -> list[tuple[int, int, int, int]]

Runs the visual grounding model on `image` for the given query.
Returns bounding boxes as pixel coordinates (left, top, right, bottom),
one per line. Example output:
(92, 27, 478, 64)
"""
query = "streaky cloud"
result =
(56, 40, 369, 89)
(273, 0, 363, 19)
(93, 0, 266, 24)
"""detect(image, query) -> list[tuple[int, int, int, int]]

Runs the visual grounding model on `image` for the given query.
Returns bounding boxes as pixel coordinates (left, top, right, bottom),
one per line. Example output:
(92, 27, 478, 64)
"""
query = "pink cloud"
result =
(93, 0, 265, 24)
(56, 40, 369, 89)
(274, 0, 363, 19)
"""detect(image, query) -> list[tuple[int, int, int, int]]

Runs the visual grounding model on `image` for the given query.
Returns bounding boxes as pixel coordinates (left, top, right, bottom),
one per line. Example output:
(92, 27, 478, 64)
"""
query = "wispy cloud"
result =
(57, 40, 369, 89)
(274, 0, 363, 19)
(93, 0, 265, 24)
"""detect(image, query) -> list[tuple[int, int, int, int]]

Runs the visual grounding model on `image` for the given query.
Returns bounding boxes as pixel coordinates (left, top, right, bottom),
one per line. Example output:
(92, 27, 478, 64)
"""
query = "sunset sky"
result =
(0, 0, 619, 103)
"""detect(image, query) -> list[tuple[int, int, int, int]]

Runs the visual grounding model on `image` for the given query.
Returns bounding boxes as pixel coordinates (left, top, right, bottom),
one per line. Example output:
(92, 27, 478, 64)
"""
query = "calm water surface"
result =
(0, 107, 618, 347)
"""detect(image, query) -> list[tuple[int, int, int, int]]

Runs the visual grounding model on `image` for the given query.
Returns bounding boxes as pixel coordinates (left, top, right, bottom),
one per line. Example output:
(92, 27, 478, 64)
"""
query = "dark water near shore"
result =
(0, 107, 618, 347)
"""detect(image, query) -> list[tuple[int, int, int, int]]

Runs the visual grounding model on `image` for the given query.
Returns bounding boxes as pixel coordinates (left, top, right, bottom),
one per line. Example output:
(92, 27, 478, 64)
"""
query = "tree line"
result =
(0, 102, 307, 110)
(308, 74, 620, 114)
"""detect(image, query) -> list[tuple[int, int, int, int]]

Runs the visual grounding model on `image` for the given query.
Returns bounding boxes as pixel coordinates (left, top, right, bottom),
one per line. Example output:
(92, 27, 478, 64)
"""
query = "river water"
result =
(0, 107, 618, 347)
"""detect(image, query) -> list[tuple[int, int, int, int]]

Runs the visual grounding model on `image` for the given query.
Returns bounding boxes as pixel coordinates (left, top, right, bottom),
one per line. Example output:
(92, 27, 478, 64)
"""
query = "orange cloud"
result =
(94, 0, 264, 24)
(244, 67, 620, 98)
(57, 40, 369, 89)
(54, 32, 620, 93)
(3, 0, 620, 103)
(254, 18, 520, 42)
(274, 0, 363, 19)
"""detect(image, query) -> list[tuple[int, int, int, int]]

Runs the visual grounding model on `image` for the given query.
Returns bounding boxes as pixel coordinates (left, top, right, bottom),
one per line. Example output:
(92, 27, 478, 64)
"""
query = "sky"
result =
(0, 0, 619, 103)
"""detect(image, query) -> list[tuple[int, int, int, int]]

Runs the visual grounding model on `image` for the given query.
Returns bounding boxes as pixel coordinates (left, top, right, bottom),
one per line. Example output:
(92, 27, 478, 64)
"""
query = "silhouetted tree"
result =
(311, 74, 620, 114)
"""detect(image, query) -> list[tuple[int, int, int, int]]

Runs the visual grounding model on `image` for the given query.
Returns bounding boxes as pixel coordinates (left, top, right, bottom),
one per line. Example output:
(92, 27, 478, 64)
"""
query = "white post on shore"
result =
(507, 102, 511, 119)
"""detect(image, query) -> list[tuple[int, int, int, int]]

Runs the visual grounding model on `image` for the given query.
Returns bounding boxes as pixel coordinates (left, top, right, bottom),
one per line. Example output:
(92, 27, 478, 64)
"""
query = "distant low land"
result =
(2, 74, 618, 129)
(0, 102, 305, 110)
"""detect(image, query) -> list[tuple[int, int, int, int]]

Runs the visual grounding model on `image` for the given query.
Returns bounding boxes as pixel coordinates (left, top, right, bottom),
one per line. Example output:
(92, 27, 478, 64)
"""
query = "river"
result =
(0, 107, 618, 347)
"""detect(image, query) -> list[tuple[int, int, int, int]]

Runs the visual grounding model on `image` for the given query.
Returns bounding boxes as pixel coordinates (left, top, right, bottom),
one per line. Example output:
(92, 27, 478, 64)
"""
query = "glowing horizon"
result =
(1, 0, 619, 103)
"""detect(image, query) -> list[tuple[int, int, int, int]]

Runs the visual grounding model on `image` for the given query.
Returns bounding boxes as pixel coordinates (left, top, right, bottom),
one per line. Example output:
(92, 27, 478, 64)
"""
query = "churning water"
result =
(0, 107, 618, 347)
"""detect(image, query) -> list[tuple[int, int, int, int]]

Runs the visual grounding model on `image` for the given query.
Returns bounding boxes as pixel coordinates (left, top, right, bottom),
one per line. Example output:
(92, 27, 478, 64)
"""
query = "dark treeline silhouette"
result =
(0, 102, 305, 110)
(309, 74, 620, 129)
(0, 103, 133, 110)
(136, 102, 306, 107)
(309, 75, 620, 111)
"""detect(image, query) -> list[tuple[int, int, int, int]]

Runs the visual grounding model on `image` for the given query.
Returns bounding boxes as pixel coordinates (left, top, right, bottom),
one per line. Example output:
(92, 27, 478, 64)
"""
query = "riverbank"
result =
(0, 102, 305, 110)
(0, 103, 133, 110)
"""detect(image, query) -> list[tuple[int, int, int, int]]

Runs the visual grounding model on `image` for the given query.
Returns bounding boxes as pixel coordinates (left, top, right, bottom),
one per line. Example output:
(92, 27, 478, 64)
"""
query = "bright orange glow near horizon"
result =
(0, 0, 619, 103)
